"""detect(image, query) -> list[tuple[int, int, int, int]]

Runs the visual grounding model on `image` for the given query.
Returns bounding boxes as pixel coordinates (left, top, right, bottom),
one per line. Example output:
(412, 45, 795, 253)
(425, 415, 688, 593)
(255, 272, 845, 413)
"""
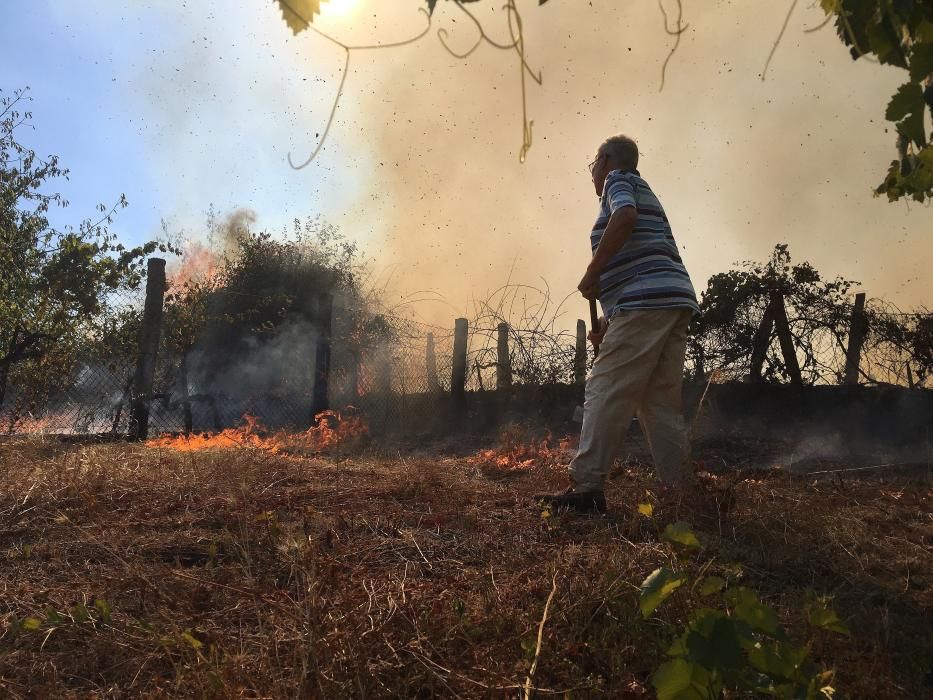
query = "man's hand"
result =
(577, 266, 601, 300)
(587, 315, 608, 351)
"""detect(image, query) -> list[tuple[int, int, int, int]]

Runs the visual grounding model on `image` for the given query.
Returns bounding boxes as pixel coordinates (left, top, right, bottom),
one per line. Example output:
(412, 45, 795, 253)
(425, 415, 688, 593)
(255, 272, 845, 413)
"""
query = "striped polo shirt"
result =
(591, 169, 699, 317)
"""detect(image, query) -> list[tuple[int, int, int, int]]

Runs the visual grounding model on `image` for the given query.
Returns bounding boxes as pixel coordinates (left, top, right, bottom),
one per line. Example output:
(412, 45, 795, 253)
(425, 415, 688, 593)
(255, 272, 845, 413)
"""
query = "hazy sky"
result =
(3, 0, 931, 327)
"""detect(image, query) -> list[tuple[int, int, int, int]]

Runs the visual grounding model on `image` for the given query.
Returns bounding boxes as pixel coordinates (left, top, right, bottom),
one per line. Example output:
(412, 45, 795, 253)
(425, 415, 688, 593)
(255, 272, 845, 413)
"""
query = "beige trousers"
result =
(569, 308, 693, 490)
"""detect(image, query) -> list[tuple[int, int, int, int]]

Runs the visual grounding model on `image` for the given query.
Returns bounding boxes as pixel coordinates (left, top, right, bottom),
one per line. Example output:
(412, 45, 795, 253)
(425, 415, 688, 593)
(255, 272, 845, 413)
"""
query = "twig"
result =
(762, 0, 799, 80)
(523, 572, 558, 700)
(658, 0, 687, 91)
(806, 463, 925, 476)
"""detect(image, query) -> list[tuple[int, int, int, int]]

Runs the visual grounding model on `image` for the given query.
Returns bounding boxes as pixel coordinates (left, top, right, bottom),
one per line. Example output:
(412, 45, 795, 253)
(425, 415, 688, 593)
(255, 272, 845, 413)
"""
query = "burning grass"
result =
(145, 409, 368, 455)
(0, 433, 930, 698)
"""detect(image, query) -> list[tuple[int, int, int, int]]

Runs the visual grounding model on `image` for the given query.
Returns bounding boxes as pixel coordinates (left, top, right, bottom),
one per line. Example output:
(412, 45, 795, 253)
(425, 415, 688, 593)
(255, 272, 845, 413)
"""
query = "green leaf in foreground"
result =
(21, 617, 42, 632)
(182, 629, 204, 650)
(652, 658, 722, 700)
(662, 522, 701, 549)
(726, 587, 782, 637)
(698, 576, 726, 596)
(640, 567, 687, 617)
(806, 599, 850, 635)
(94, 599, 112, 623)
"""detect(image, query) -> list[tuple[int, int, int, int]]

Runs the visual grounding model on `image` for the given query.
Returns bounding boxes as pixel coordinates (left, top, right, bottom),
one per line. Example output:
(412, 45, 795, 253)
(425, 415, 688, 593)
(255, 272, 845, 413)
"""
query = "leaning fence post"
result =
(425, 333, 440, 392)
(451, 318, 468, 410)
(574, 319, 587, 385)
(748, 300, 776, 383)
(770, 291, 802, 386)
(844, 292, 867, 385)
(496, 323, 512, 390)
(311, 293, 333, 424)
(129, 258, 167, 440)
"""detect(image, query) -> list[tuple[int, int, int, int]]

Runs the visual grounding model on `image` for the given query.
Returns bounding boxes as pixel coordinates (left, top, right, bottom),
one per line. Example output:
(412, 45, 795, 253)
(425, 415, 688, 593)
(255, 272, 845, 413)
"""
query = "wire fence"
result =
(1, 271, 930, 437)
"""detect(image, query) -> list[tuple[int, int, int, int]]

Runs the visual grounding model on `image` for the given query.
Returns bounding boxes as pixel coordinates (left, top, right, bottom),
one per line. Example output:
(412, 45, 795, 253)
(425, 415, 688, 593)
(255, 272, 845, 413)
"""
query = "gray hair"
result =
(599, 134, 639, 170)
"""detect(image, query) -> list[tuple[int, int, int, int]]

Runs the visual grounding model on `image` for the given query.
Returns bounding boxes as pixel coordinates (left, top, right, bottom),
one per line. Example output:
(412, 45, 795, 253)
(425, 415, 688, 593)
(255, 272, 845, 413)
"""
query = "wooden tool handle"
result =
(589, 299, 600, 358)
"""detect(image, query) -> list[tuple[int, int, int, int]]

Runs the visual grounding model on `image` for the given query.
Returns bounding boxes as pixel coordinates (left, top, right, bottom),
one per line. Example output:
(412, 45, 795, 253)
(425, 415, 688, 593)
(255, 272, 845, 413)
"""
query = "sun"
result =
(321, 0, 358, 18)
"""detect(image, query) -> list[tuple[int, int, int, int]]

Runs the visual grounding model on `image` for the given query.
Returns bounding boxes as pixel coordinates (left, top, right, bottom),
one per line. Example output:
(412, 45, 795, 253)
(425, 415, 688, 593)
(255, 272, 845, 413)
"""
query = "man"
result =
(536, 135, 700, 513)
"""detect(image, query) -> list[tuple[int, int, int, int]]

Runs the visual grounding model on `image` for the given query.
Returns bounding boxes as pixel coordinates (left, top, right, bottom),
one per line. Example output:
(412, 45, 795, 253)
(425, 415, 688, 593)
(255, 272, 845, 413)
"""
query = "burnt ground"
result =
(0, 432, 930, 698)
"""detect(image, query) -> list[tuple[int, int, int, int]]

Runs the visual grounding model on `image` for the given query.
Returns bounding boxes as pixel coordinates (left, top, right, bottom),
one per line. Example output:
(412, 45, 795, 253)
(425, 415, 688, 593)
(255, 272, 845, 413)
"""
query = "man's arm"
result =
(577, 205, 637, 299)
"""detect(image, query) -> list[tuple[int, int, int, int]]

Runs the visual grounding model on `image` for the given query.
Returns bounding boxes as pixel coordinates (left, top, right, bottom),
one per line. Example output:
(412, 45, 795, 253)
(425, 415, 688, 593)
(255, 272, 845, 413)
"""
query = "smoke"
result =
(213, 208, 257, 255)
(166, 208, 257, 286)
(342, 1, 933, 325)
(185, 317, 320, 428)
(43, 0, 933, 328)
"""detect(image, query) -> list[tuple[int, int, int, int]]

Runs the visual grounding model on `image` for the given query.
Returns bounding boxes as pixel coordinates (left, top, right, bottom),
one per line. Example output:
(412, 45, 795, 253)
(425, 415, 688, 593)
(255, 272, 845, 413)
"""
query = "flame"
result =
(167, 240, 223, 287)
(7, 413, 56, 434)
(467, 432, 576, 470)
(146, 413, 279, 452)
(146, 409, 368, 453)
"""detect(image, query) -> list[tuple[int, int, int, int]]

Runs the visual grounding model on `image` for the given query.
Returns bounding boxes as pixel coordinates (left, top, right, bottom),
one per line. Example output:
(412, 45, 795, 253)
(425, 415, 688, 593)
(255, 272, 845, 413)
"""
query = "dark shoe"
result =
(534, 487, 607, 514)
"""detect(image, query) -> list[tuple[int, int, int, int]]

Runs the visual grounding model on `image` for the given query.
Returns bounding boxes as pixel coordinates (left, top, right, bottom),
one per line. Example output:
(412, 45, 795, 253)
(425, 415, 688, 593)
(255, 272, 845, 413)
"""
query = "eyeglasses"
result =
(587, 153, 605, 175)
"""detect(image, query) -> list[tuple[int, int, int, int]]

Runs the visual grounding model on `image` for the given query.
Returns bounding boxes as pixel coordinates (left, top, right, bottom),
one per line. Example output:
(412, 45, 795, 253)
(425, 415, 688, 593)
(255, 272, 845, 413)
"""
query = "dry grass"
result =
(0, 433, 930, 699)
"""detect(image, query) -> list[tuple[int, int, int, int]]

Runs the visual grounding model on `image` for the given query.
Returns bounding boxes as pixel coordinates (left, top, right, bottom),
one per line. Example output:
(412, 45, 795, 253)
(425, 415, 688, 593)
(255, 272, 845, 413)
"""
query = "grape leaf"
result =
(652, 658, 721, 700)
(662, 522, 701, 549)
(277, 0, 326, 34)
(908, 43, 933, 82)
(639, 567, 687, 617)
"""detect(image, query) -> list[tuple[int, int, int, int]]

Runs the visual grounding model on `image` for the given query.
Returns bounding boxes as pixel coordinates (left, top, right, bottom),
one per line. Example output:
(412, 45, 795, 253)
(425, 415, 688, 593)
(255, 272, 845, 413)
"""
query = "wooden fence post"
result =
(129, 258, 167, 440)
(770, 291, 802, 386)
(574, 319, 587, 386)
(844, 292, 867, 385)
(748, 301, 776, 383)
(311, 293, 333, 424)
(451, 318, 468, 409)
(425, 333, 440, 392)
(496, 322, 512, 390)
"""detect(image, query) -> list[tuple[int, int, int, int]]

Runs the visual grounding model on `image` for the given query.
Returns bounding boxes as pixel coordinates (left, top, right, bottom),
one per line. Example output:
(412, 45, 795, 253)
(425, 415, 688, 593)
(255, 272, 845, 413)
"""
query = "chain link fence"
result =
(2, 260, 930, 437)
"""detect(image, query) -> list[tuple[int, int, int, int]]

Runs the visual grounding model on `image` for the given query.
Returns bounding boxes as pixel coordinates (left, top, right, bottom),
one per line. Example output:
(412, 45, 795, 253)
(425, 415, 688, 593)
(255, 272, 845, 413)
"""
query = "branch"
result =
(287, 8, 433, 170)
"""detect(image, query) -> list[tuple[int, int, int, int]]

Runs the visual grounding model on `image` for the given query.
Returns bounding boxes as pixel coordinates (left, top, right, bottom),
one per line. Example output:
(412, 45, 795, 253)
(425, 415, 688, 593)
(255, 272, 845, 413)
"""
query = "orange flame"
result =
(467, 432, 576, 470)
(167, 240, 223, 287)
(146, 409, 368, 453)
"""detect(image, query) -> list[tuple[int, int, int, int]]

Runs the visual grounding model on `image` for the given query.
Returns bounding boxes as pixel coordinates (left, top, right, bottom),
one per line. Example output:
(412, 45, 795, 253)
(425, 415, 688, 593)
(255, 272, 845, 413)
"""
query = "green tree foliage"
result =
(0, 88, 164, 415)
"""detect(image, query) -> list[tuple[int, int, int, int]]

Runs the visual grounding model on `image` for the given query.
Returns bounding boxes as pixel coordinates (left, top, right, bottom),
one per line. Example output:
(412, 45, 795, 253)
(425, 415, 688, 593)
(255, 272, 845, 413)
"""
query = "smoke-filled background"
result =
(3, 0, 931, 327)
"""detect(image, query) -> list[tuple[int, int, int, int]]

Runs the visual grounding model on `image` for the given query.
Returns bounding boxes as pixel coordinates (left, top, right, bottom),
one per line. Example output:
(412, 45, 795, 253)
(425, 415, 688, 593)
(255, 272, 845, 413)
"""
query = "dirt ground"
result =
(0, 432, 930, 698)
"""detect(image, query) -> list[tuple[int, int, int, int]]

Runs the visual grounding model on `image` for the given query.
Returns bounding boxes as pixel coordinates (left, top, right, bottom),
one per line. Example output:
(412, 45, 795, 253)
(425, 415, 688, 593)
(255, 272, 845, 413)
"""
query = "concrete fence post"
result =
(770, 291, 802, 386)
(844, 292, 868, 385)
(425, 333, 440, 392)
(129, 258, 167, 440)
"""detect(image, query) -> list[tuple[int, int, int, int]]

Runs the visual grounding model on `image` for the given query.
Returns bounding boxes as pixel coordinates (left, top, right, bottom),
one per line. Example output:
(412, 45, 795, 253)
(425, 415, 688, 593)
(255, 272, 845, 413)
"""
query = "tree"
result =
(689, 244, 932, 387)
(688, 245, 858, 385)
(0, 88, 164, 416)
(153, 215, 393, 427)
